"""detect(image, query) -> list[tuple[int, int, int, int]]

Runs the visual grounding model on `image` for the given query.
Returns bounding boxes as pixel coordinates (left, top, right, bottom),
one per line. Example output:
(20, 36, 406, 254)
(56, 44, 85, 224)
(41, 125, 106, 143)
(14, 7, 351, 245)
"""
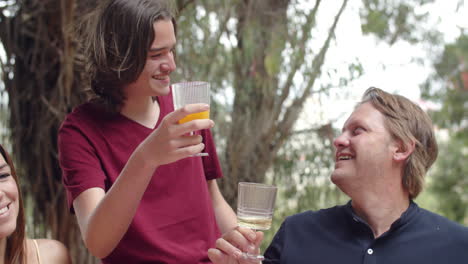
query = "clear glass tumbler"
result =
(237, 182, 277, 261)
(172, 81, 211, 156)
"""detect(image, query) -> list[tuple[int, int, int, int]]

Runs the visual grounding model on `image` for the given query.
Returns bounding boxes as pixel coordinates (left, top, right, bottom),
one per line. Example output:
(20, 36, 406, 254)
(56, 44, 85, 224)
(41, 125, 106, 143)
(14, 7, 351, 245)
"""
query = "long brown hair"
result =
(0, 144, 26, 264)
(79, 0, 177, 112)
(360, 87, 438, 199)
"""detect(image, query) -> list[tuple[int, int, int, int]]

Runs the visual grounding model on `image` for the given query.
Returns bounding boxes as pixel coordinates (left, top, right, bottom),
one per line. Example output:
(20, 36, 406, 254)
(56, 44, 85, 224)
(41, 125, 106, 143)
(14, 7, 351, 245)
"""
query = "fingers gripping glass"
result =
(172, 81, 211, 157)
(237, 182, 277, 261)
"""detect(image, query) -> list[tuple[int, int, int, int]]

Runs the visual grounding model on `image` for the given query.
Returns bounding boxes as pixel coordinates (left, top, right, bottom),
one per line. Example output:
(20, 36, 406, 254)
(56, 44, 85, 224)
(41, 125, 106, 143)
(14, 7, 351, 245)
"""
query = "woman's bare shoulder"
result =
(28, 238, 72, 264)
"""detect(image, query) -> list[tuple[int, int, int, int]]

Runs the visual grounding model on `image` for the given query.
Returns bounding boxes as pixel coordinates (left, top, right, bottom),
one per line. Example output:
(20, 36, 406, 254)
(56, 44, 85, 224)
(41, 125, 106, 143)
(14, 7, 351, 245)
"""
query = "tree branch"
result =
(276, 0, 349, 146)
(277, 0, 322, 111)
(204, 5, 233, 80)
(177, 0, 196, 13)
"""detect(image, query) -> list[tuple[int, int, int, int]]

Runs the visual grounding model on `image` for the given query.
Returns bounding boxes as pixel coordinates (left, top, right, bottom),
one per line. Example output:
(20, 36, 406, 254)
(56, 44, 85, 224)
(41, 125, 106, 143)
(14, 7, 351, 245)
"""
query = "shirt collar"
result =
(344, 200, 419, 236)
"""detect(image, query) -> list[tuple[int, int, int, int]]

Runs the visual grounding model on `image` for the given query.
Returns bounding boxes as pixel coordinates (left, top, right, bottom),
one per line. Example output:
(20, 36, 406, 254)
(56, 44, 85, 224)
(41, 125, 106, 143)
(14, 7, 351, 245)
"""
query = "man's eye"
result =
(353, 127, 364, 135)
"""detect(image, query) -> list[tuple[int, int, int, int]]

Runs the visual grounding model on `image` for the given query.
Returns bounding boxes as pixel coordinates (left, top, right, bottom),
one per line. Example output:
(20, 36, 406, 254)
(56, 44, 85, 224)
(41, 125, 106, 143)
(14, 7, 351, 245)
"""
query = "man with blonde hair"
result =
(208, 87, 468, 264)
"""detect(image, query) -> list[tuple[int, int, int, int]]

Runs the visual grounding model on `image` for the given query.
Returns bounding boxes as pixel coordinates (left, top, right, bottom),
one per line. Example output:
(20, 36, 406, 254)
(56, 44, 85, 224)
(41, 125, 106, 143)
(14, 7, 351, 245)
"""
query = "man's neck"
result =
(351, 191, 410, 238)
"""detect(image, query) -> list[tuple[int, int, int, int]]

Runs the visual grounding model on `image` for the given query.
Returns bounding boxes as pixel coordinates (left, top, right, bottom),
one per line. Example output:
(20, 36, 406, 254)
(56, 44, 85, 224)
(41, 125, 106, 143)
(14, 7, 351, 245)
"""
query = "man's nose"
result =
(333, 133, 349, 149)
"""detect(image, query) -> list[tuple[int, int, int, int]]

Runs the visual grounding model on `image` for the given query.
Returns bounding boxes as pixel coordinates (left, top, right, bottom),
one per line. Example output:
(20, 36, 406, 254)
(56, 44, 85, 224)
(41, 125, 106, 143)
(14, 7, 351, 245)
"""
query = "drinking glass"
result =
(237, 182, 277, 261)
(172, 81, 211, 157)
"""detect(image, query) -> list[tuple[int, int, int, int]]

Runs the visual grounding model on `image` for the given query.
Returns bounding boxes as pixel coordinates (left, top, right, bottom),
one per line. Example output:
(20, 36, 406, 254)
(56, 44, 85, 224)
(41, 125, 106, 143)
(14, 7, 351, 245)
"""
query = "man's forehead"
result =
(341, 105, 363, 129)
(341, 102, 383, 130)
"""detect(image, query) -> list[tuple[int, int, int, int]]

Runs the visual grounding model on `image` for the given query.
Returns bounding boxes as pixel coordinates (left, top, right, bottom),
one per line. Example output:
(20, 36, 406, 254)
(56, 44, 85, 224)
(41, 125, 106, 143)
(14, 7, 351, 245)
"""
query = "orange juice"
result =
(178, 110, 210, 124)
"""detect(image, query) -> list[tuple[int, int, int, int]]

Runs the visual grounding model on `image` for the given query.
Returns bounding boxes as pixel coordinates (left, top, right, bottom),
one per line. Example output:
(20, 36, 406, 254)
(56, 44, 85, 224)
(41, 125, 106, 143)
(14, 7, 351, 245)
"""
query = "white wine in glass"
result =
(237, 215, 273, 231)
(237, 182, 277, 261)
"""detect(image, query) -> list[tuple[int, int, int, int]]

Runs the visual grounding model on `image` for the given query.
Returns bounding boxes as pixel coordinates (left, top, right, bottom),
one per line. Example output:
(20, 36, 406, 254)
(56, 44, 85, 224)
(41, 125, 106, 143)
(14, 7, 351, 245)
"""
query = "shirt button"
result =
(367, 248, 374, 255)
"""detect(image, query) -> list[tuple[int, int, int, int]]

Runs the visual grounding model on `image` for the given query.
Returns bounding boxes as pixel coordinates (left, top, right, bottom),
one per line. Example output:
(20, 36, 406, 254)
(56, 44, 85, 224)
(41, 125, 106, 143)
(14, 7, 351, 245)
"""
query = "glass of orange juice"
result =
(172, 81, 211, 156)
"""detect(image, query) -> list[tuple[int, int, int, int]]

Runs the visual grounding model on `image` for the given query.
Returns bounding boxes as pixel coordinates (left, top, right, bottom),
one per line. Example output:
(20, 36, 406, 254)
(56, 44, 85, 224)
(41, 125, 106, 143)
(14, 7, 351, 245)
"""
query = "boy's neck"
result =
(120, 97, 160, 129)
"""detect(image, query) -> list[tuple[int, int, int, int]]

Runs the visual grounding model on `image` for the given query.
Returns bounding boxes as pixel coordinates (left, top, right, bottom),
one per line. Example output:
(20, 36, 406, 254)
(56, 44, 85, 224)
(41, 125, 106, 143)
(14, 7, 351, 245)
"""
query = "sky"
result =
(298, 0, 467, 130)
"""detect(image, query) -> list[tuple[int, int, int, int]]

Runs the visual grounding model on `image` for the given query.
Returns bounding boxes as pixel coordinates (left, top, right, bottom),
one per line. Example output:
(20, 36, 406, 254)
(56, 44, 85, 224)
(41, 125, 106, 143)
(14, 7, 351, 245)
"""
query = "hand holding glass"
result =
(237, 182, 277, 261)
(172, 81, 210, 156)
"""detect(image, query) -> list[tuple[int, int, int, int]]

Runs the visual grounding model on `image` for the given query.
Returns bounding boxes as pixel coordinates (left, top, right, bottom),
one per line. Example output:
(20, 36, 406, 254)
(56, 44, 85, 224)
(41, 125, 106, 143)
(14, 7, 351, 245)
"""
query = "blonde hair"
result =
(360, 87, 438, 199)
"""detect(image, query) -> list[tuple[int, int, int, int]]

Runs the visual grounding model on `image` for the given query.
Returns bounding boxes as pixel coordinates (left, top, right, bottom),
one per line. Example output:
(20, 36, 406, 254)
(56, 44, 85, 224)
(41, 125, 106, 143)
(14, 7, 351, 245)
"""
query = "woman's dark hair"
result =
(0, 144, 26, 263)
(81, 0, 176, 112)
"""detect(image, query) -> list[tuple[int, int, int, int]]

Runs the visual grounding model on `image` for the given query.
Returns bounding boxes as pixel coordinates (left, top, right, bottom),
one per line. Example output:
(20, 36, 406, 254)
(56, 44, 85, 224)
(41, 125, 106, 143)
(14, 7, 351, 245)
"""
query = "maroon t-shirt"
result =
(58, 90, 222, 263)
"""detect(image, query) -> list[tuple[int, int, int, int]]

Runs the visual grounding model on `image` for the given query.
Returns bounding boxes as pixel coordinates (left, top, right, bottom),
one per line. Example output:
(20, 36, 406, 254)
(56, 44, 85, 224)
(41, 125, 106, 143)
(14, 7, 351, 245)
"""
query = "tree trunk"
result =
(0, 0, 97, 263)
(220, 0, 349, 206)
(0, 0, 352, 261)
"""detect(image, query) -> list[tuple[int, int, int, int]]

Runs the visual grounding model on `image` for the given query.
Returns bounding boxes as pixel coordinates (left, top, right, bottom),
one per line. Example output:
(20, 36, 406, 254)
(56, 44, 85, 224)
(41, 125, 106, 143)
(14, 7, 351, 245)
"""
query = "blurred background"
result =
(0, 0, 466, 263)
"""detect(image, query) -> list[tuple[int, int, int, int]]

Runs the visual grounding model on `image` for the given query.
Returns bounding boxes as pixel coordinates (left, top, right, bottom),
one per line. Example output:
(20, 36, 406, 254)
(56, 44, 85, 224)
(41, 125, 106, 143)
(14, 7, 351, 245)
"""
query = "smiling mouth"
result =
(0, 204, 9, 214)
(153, 75, 169, 80)
(338, 155, 352, 161)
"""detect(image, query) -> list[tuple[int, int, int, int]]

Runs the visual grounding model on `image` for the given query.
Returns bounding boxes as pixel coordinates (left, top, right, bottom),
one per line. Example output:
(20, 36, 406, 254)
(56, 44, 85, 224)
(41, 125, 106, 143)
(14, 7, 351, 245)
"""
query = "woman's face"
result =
(0, 154, 19, 238)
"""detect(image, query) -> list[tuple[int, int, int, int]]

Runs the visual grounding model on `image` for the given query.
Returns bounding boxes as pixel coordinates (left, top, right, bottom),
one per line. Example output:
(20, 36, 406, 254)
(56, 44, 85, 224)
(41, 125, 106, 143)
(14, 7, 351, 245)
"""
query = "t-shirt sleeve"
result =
(58, 115, 107, 211)
(201, 128, 223, 180)
(263, 221, 285, 264)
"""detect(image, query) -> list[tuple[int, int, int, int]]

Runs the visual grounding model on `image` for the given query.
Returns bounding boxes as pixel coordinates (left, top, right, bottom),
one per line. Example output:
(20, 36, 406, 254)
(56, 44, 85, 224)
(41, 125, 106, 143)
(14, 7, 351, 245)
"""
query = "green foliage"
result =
(361, 8, 390, 38)
(429, 136, 468, 224)
(431, 86, 467, 128)
(422, 34, 468, 128)
(360, 0, 435, 44)
(1, 0, 462, 261)
(174, 1, 233, 92)
(421, 32, 468, 225)
(433, 43, 462, 78)
(261, 126, 348, 249)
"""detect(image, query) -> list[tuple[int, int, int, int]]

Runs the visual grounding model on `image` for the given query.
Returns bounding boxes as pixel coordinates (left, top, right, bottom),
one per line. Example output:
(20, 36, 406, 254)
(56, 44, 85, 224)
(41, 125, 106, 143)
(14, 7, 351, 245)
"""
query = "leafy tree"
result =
(421, 33, 468, 224)
(360, 0, 435, 44)
(260, 125, 349, 248)
(175, 0, 435, 206)
(0, 0, 441, 262)
(0, 0, 97, 263)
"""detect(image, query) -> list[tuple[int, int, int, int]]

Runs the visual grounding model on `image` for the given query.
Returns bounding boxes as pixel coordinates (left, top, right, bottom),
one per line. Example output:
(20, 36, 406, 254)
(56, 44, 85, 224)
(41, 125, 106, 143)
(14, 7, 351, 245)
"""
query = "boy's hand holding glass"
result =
(172, 81, 211, 157)
(145, 103, 213, 166)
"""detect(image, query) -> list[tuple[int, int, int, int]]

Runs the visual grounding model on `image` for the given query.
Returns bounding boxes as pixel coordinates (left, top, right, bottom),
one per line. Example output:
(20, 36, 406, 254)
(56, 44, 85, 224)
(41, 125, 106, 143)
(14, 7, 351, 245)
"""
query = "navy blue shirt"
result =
(264, 201, 468, 264)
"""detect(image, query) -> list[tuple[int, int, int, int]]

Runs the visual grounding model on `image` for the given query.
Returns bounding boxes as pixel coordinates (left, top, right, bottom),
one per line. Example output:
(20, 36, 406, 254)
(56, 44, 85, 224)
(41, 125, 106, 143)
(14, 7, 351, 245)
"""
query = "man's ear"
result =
(393, 139, 415, 162)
